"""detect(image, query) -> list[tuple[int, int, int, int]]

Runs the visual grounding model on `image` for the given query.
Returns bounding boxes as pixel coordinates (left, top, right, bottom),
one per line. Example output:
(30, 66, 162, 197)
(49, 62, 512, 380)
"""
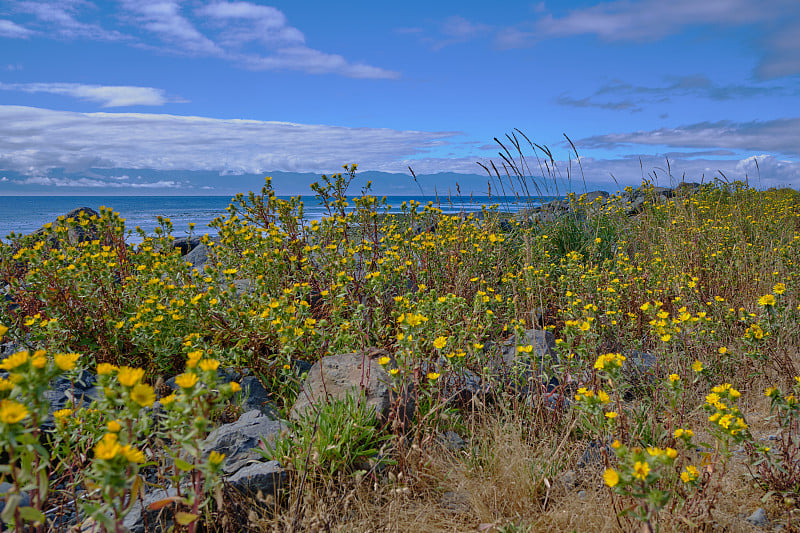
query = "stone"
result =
(122, 486, 180, 533)
(171, 236, 203, 256)
(33, 207, 100, 247)
(202, 410, 287, 475)
(236, 376, 278, 418)
(746, 507, 768, 528)
(622, 350, 659, 398)
(290, 350, 396, 422)
(577, 441, 611, 469)
(0, 481, 31, 516)
(182, 243, 212, 269)
(495, 328, 559, 388)
(440, 490, 471, 513)
(226, 460, 285, 496)
(437, 430, 467, 452)
(41, 371, 99, 429)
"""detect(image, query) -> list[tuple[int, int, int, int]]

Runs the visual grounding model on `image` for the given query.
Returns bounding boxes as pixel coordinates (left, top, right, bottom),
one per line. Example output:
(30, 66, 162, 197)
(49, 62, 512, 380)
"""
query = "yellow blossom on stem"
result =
(0, 399, 28, 424)
(54, 352, 81, 371)
(603, 468, 619, 487)
(130, 383, 156, 407)
(117, 366, 145, 387)
(175, 372, 199, 389)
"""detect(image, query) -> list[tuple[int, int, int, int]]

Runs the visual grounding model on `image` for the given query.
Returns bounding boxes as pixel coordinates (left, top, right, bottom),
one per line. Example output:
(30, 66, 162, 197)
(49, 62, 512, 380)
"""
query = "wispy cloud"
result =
(578, 118, 800, 157)
(0, 19, 35, 38)
(11, 0, 127, 41)
(118, 0, 398, 78)
(0, 105, 459, 175)
(120, 0, 223, 55)
(557, 75, 798, 111)
(492, 0, 800, 78)
(2, 1, 397, 79)
(0, 83, 184, 107)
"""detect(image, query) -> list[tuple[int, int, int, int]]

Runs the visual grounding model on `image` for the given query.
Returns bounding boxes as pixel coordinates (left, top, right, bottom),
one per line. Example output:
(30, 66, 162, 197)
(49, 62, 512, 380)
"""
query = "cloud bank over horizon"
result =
(0, 105, 797, 194)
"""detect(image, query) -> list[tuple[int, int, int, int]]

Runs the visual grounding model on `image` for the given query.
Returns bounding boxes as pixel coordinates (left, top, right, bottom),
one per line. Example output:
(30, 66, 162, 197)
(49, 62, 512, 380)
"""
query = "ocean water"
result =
(0, 195, 557, 243)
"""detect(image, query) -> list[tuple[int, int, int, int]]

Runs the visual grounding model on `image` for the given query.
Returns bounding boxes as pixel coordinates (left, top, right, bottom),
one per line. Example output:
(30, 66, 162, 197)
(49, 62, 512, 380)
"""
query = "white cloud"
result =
(533, 0, 786, 42)
(117, 0, 398, 78)
(0, 19, 35, 38)
(0, 105, 460, 175)
(16, 175, 183, 188)
(12, 0, 126, 41)
(578, 118, 800, 157)
(120, 0, 223, 55)
(0, 83, 183, 107)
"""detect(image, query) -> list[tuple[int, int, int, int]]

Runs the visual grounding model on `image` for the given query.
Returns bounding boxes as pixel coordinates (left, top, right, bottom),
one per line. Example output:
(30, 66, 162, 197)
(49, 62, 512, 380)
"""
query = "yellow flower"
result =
(578, 321, 591, 332)
(31, 353, 47, 369)
(668, 373, 680, 383)
(632, 461, 650, 480)
(433, 336, 447, 350)
(0, 324, 7, 339)
(107, 420, 123, 432)
(117, 366, 145, 387)
(160, 393, 177, 405)
(603, 468, 619, 487)
(130, 383, 156, 407)
(198, 359, 220, 372)
(54, 353, 81, 371)
(0, 351, 29, 371)
(660, 334, 672, 342)
(389, 368, 400, 375)
(378, 356, 391, 365)
(426, 372, 440, 380)
(718, 346, 728, 355)
(229, 382, 241, 393)
(121, 445, 145, 463)
(175, 373, 199, 389)
(605, 411, 618, 419)
(186, 350, 204, 369)
(773, 283, 786, 295)
(611, 439, 622, 449)
(681, 465, 699, 483)
(597, 390, 610, 404)
(666, 447, 678, 459)
(692, 360, 704, 373)
(97, 363, 117, 375)
(758, 294, 776, 307)
(0, 399, 28, 424)
(53, 408, 73, 422)
(94, 433, 121, 460)
(208, 451, 226, 466)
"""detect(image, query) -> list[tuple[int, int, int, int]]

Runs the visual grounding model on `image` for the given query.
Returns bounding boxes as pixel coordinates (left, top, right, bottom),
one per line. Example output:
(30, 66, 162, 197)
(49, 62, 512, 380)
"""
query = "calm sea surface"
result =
(0, 195, 556, 243)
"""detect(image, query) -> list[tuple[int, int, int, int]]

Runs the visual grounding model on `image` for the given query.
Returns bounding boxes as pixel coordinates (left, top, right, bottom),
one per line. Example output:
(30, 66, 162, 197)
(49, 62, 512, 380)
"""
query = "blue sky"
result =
(1, 0, 799, 195)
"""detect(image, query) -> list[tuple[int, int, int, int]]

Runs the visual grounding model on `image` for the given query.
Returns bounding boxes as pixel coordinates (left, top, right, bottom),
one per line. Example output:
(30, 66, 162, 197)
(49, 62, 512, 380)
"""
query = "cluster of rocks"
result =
(513, 182, 703, 224)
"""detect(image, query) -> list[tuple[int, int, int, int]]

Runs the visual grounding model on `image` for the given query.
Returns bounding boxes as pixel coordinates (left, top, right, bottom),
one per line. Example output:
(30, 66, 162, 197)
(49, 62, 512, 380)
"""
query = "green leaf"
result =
(174, 458, 195, 472)
(1, 494, 20, 524)
(175, 512, 198, 526)
(18, 506, 45, 524)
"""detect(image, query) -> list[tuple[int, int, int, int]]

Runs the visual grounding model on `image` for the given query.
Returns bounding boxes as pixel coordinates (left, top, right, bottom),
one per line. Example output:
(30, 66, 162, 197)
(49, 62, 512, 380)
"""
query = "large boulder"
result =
(202, 410, 287, 475)
(493, 328, 559, 392)
(33, 207, 100, 247)
(290, 350, 396, 422)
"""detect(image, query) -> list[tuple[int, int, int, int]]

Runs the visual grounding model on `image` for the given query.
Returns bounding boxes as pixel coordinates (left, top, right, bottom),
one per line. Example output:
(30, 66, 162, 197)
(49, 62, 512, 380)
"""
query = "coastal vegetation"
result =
(0, 163, 799, 531)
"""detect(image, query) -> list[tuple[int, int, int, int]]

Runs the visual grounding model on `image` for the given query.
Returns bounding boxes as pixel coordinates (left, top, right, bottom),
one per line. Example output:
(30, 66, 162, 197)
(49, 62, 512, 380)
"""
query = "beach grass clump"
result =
(0, 167, 799, 531)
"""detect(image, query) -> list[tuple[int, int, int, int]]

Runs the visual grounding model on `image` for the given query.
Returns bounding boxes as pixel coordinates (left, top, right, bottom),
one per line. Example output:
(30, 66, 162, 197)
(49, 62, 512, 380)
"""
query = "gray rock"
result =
(183, 242, 212, 269)
(622, 350, 659, 397)
(577, 441, 611, 469)
(495, 328, 559, 388)
(0, 481, 31, 516)
(437, 430, 466, 452)
(290, 350, 398, 422)
(171, 236, 203, 256)
(202, 410, 287, 475)
(746, 507, 768, 528)
(122, 486, 180, 533)
(41, 372, 99, 429)
(440, 490, 471, 513)
(236, 376, 278, 417)
(226, 460, 285, 496)
(33, 207, 100, 247)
